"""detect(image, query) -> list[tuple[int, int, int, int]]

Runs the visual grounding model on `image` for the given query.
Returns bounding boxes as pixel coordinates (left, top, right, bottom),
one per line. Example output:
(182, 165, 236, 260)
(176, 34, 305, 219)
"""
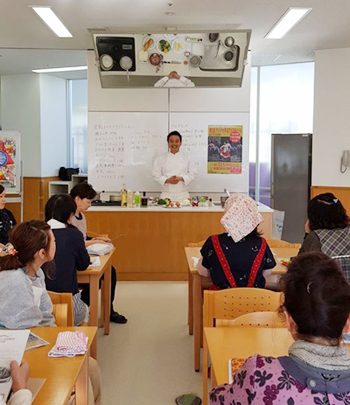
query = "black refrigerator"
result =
(271, 133, 312, 243)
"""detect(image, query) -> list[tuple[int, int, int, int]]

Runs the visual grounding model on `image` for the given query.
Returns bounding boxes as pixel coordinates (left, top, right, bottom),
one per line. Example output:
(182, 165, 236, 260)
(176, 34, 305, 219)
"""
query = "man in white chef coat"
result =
(152, 131, 197, 201)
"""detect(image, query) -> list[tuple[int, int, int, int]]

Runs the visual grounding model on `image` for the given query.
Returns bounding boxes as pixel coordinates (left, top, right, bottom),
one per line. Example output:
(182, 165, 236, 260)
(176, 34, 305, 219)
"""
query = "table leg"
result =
(193, 273, 201, 372)
(75, 354, 89, 405)
(103, 262, 111, 335)
(188, 269, 193, 335)
(89, 276, 99, 358)
(203, 332, 209, 405)
(100, 278, 105, 328)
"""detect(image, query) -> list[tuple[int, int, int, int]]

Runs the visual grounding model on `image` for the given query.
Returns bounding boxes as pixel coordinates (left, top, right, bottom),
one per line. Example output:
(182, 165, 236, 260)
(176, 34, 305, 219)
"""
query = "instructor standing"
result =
(152, 131, 197, 201)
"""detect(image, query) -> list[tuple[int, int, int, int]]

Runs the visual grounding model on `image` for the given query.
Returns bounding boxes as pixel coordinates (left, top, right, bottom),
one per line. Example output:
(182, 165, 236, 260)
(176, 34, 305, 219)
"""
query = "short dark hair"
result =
(308, 193, 349, 231)
(167, 131, 182, 143)
(0, 185, 4, 194)
(45, 194, 77, 224)
(281, 252, 350, 342)
(70, 182, 97, 200)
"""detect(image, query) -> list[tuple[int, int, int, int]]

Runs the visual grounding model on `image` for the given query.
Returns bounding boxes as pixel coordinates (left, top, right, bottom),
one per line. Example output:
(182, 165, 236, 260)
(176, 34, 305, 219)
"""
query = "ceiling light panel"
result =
(31, 7, 72, 37)
(265, 8, 312, 39)
(32, 66, 87, 73)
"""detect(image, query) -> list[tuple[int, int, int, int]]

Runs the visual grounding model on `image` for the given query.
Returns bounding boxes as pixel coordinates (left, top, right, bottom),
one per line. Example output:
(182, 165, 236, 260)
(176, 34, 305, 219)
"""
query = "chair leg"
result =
(203, 333, 209, 405)
(188, 270, 193, 335)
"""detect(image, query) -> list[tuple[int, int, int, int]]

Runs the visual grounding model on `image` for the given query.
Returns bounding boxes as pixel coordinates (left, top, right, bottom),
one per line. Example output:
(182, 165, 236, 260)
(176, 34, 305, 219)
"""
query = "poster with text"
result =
(207, 125, 243, 174)
(0, 136, 17, 187)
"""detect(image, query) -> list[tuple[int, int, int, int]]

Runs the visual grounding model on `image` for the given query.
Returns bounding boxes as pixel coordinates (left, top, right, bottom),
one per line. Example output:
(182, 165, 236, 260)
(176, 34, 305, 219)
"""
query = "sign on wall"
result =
(0, 131, 21, 194)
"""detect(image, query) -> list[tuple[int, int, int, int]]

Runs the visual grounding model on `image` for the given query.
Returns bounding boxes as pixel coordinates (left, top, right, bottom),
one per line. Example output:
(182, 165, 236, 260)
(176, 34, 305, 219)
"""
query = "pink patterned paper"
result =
(48, 331, 88, 357)
(221, 194, 263, 243)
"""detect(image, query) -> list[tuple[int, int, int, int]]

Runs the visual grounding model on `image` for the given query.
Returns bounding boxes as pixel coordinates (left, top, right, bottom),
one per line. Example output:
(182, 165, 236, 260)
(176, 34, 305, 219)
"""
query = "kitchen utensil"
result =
(214, 40, 222, 58)
(184, 51, 191, 57)
(149, 53, 162, 66)
(209, 33, 220, 42)
(172, 37, 186, 54)
(224, 50, 234, 61)
(99, 54, 114, 71)
(220, 196, 229, 208)
(142, 35, 155, 50)
(224, 188, 231, 197)
(189, 55, 201, 68)
(224, 36, 235, 47)
(120, 56, 133, 81)
(157, 39, 172, 54)
(162, 60, 182, 64)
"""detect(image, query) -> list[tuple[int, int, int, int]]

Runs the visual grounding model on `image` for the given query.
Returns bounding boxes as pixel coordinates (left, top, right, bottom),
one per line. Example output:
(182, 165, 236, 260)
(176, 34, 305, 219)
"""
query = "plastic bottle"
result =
(121, 184, 127, 208)
(141, 192, 148, 207)
(127, 190, 133, 208)
(134, 191, 141, 208)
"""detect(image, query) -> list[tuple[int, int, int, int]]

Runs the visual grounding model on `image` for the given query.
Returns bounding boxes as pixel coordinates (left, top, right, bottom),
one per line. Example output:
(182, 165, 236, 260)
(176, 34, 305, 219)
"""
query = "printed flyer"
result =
(207, 125, 243, 174)
(0, 137, 17, 187)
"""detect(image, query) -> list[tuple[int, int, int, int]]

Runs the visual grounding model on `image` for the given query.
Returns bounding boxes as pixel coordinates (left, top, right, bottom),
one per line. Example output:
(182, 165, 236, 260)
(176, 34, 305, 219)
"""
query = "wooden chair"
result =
(48, 291, 74, 327)
(52, 303, 68, 327)
(226, 311, 286, 328)
(203, 288, 282, 328)
(267, 239, 301, 249)
(203, 289, 282, 405)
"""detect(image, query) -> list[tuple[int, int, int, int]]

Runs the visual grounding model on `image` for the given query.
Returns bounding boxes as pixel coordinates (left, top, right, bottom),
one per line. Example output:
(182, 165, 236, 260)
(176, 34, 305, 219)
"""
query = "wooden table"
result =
(185, 245, 300, 372)
(25, 326, 97, 405)
(270, 247, 299, 275)
(203, 327, 293, 405)
(77, 248, 114, 357)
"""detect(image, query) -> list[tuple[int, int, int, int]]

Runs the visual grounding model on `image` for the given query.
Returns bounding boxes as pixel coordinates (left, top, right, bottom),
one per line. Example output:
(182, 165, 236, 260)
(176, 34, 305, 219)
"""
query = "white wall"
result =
(313, 48, 350, 186)
(1, 74, 41, 177)
(39, 74, 67, 176)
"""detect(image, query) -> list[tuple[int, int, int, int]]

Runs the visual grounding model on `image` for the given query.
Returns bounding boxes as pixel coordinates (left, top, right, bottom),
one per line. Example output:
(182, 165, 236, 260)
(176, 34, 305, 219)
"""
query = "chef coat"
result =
(152, 150, 197, 200)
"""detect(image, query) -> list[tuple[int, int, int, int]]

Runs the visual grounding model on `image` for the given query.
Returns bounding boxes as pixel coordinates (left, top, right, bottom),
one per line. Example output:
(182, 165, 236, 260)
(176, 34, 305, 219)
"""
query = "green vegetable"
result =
(158, 199, 166, 205)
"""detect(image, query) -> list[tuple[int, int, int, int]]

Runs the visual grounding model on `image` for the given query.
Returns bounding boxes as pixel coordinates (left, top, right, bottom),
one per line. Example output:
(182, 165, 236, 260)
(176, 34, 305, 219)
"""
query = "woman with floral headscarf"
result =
(197, 194, 276, 289)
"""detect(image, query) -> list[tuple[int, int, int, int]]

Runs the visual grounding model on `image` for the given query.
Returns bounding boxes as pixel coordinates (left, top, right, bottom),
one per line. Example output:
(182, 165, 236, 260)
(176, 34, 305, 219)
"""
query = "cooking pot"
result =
(189, 55, 201, 68)
(149, 53, 163, 66)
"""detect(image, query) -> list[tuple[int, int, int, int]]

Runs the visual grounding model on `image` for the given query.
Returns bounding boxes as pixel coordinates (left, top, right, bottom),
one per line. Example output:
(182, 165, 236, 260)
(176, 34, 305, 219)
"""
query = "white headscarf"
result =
(220, 193, 263, 242)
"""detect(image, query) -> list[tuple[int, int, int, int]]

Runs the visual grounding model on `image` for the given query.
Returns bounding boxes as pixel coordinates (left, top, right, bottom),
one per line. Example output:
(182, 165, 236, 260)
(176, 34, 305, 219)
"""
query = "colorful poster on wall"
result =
(0, 133, 19, 189)
(207, 125, 243, 174)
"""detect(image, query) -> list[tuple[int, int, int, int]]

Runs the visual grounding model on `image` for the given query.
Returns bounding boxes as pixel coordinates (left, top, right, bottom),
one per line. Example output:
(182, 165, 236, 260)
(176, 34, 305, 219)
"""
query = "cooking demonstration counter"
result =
(86, 204, 273, 281)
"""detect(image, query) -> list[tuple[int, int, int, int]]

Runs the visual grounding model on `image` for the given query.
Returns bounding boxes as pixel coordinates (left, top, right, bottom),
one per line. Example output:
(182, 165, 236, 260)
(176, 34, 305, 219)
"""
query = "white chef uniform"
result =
(152, 151, 197, 201)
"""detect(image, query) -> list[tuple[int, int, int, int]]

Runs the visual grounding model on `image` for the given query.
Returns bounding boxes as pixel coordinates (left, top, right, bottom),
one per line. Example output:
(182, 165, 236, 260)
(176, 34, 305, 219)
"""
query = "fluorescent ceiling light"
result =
(31, 7, 72, 37)
(32, 66, 87, 73)
(265, 8, 312, 39)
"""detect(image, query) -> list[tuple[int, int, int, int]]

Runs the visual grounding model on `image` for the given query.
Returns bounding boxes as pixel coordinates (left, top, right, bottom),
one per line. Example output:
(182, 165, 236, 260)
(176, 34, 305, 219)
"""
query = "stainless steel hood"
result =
(91, 30, 251, 88)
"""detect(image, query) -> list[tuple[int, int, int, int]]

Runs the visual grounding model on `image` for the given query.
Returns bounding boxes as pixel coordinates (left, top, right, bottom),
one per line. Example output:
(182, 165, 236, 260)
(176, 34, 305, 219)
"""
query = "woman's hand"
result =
(10, 360, 30, 393)
(165, 176, 184, 184)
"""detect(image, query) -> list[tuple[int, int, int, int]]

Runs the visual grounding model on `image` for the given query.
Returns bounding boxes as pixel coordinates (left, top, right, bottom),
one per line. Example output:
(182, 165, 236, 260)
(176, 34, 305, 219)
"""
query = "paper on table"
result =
(0, 329, 30, 401)
(89, 256, 101, 267)
(192, 257, 199, 267)
(25, 332, 49, 351)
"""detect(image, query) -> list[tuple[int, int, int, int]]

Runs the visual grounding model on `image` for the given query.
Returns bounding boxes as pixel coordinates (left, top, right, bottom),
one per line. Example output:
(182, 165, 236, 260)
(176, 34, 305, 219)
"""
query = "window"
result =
(68, 79, 88, 173)
(249, 62, 314, 205)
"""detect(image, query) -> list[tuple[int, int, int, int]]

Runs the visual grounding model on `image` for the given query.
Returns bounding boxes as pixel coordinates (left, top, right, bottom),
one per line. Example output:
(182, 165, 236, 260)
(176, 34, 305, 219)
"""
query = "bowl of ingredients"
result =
(158, 39, 172, 54)
(149, 53, 163, 66)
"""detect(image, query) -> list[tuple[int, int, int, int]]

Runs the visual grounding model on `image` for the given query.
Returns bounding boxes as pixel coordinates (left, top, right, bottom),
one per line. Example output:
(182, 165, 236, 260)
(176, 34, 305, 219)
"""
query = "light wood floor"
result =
(97, 282, 203, 405)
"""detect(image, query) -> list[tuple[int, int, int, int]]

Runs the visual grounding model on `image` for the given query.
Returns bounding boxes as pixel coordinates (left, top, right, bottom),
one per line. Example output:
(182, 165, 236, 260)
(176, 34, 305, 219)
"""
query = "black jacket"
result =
(44, 225, 90, 295)
(0, 208, 16, 245)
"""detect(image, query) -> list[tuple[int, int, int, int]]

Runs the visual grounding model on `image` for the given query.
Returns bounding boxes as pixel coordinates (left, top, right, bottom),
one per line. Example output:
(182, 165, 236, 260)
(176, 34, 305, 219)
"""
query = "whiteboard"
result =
(0, 131, 21, 194)
(88, 112, 249, 192)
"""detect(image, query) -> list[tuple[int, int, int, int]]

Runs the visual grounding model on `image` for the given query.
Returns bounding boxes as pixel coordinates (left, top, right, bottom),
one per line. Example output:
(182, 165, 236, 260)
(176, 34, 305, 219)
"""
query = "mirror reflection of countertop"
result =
(88, 202, 273, 213)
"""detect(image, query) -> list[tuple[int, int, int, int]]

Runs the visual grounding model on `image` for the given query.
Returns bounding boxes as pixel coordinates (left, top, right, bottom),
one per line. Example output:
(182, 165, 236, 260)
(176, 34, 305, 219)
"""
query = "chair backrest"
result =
(203, 288, 282, 327)
(332, 255, 350, 284)
(48, 291, 74, 326)
(267, 239, 301, 249)
(188, 240, 206, 247)
(52, 303, 68, 327)
(218, 311, 286, 328)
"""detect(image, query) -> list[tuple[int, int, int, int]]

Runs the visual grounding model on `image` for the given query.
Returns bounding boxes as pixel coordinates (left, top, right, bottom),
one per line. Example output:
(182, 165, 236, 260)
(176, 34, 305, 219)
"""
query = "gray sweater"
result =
(0, 268, 55, 329)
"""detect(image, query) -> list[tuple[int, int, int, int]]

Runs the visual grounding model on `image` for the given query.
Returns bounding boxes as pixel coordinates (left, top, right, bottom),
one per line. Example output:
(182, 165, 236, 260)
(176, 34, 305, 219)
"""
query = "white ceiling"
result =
(1, 0, 350, 78)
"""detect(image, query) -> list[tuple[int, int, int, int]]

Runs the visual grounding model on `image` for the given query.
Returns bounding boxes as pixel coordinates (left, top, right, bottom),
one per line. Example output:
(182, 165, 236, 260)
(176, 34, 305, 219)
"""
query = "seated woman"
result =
(0, 185, 16, 245)
(210, 252, 350, 404)
(197, 194, 276, 289)
(43, 194, 90, 326)
(0, 220, 101, 405)
(299, 192, 350, 254)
